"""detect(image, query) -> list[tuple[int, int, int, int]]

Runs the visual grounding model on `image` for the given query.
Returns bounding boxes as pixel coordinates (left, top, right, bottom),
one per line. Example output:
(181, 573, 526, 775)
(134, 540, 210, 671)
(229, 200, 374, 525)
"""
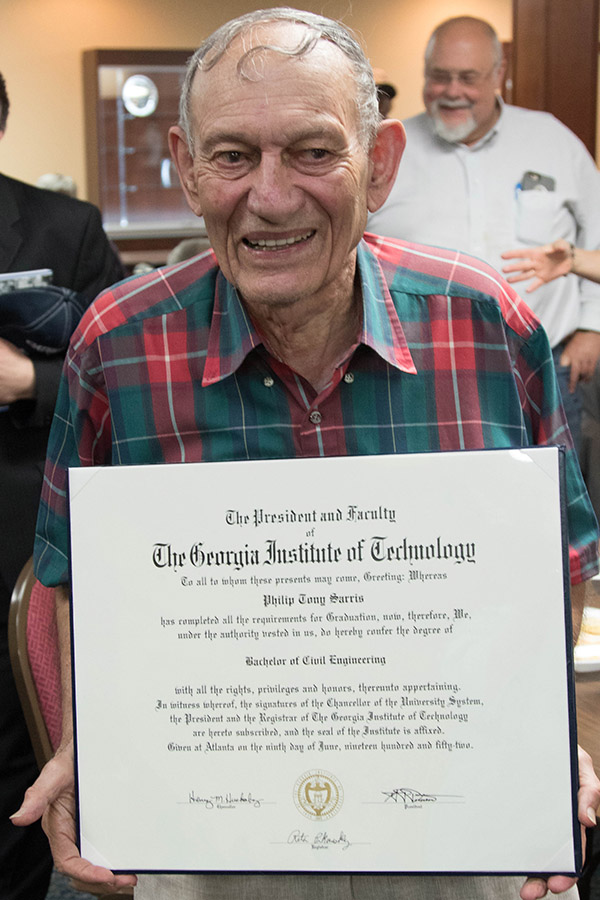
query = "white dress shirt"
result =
(368, 103, 600, 348)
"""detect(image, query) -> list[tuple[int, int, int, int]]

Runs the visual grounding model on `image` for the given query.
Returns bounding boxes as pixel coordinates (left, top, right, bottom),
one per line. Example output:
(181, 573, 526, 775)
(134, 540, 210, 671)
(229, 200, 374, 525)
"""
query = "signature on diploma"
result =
(288, 830, 351, 851)
(187, 790, 263, 810)
(383, 788, 440, 808)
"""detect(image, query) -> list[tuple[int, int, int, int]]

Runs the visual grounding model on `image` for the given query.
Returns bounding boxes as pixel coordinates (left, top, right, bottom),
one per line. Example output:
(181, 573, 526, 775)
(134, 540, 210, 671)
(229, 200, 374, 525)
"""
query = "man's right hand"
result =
(10, 742, 137, 893)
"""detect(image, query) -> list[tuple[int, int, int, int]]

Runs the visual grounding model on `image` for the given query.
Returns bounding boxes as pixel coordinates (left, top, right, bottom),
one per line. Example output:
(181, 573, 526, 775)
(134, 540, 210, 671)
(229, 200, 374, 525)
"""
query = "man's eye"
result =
(295, 148, 333, 166)
(427, 71, 450, 84)
(216, 150, 245, 165)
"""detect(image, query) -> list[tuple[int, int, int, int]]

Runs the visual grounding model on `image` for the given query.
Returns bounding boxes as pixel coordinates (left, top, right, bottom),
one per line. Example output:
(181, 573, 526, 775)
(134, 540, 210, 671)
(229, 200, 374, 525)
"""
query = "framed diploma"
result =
(68, 447, 580, 875)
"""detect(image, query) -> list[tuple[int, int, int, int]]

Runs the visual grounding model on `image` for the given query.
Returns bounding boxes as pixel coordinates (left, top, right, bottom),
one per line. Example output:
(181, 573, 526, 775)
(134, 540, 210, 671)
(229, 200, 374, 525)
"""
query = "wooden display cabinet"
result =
(83, 49, 202, 266)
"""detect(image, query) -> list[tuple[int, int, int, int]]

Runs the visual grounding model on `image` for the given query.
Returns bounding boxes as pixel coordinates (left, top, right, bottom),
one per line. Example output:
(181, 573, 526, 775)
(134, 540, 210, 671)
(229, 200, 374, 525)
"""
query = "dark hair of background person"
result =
(0, 73, 10, 132)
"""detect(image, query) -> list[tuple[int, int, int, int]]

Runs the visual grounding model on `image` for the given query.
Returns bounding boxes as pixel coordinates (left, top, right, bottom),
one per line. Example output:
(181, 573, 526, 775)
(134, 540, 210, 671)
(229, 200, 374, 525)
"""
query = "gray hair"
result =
(36, 172, 78, 197)
(424, 16, 504, 71)
(179, 7, 379, 154)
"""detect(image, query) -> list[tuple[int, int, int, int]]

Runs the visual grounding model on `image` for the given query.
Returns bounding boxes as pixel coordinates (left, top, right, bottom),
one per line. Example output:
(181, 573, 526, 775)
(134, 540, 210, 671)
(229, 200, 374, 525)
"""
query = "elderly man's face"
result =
(423, 24, 504, 145)
(173, 26, 376, 310)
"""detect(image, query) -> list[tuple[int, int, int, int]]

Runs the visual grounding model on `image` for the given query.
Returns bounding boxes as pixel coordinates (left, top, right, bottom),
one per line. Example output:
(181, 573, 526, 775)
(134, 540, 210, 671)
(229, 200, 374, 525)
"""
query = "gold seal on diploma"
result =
(294, 770, 343, 820)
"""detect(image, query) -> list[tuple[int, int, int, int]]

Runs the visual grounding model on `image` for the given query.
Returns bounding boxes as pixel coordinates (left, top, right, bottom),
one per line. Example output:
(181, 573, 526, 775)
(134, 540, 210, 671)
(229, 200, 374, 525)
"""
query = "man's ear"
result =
(168, 125, 202, 217)
(494, 57, 508, 94)
(366, 119, 406, 213)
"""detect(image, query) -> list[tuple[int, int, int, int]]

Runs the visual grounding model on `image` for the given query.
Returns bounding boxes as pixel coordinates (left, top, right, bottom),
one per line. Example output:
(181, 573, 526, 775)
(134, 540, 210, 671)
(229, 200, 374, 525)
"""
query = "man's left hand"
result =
(559, 331, 600, 392)
(0, 337, 36, 404)
(520, 745, 600, 899)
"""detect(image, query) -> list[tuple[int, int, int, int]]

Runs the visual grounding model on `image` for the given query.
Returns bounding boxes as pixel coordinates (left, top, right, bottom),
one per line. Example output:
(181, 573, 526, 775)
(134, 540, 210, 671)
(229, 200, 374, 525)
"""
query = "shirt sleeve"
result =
(513, 320, 599, 583)
(33, 329, 112, 587)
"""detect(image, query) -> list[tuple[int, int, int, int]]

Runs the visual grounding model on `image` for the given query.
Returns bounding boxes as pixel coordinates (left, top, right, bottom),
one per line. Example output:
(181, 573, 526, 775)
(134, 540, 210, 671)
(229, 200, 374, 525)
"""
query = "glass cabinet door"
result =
(84, 49, 199, 236)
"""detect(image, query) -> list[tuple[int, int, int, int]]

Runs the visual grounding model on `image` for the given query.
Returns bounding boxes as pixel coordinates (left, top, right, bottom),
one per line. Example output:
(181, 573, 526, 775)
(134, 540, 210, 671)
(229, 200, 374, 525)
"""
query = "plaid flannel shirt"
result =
(34, 235, 599, 586)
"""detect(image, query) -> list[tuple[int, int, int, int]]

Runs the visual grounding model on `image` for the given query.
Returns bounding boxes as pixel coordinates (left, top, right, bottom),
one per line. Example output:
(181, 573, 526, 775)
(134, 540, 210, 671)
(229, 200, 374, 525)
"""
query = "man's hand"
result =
(559, 331, 600, 392)
(0, 336, 36, 404)
(12, 584, 137, 892)
(501, 240, 573, 293)
(520, 746, 600, 899)
(10, 742, 137, 892)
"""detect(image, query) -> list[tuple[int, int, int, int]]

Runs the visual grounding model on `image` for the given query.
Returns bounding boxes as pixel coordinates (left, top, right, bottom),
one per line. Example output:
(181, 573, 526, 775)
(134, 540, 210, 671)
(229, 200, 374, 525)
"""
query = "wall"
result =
(0, 0, 511, 200)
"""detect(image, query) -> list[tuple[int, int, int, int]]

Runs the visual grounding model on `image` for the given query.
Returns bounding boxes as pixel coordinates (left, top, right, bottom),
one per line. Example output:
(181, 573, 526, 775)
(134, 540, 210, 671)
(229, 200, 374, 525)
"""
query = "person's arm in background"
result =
(505, 132, 600, 392)
(502, 239, 600, 290)
(502, 239, 600, 391)
(558, 140, 600, 391)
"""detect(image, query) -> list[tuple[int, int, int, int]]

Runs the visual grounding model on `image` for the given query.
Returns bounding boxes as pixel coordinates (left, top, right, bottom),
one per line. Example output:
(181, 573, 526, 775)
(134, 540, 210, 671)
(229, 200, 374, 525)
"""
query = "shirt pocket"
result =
(515, 189, 568, 245)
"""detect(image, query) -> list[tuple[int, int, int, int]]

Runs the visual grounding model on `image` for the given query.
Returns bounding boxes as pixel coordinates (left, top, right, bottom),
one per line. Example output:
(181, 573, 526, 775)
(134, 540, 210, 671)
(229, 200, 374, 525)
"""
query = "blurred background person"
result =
(373, 67, 397, 118)
(0, 70, 124, 900)
(35, 172, 77, 198)
(368, 16, 600, 457)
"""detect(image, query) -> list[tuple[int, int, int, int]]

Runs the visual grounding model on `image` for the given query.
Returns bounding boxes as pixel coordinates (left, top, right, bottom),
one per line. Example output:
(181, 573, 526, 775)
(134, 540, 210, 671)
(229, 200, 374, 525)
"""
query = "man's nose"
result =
(442, 75, 464, 96)
(246, 154, 302, 220)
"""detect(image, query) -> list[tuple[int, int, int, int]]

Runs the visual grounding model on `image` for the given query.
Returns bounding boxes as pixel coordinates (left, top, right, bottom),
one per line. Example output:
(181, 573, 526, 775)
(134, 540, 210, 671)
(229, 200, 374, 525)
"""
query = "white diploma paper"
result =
(68, 447, 580, 874)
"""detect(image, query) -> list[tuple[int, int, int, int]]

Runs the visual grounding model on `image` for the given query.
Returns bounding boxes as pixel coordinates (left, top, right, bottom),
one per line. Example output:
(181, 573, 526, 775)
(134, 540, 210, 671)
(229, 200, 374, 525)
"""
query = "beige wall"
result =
(0, 0, 511, 201)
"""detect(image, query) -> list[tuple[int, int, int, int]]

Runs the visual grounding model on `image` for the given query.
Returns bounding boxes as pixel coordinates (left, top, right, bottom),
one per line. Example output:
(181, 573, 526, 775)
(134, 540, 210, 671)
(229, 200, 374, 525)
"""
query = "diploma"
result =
(68, 447, 580, 874)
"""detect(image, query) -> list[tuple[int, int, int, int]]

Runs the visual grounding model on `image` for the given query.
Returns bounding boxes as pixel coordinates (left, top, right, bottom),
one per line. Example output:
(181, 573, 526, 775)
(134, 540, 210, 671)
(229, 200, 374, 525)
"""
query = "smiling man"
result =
(167, 19, 397, 391)
(12, 8, 600, 900)
(368, 16, 600, 457)
(423, 18, 503, 145)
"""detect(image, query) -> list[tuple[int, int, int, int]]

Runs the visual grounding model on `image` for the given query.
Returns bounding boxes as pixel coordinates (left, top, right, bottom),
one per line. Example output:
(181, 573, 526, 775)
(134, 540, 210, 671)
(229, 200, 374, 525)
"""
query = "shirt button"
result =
(309, 410, 322, 425)
(344, 372, 354, 384)
(263, 376, 274, 388)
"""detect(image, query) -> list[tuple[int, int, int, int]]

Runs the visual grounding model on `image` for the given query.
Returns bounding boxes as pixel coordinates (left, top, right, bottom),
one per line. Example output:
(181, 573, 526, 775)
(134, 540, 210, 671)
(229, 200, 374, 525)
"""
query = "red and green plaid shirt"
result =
(34, 235, 599, 587)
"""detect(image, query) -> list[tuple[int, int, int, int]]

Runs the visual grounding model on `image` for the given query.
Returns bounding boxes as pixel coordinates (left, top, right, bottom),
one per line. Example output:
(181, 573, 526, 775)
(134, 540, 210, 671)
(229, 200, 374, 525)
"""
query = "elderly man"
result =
(368, 16, 600, 454)
(11, 8, 600, 900)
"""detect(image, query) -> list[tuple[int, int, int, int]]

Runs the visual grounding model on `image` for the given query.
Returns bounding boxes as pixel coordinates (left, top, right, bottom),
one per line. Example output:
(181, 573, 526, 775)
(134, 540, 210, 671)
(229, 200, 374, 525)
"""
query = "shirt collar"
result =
(465, 95, 505, 150)
(202, 240, 416, 386)
(356, 240, 416, 374)
(202, 271, 260, 386)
